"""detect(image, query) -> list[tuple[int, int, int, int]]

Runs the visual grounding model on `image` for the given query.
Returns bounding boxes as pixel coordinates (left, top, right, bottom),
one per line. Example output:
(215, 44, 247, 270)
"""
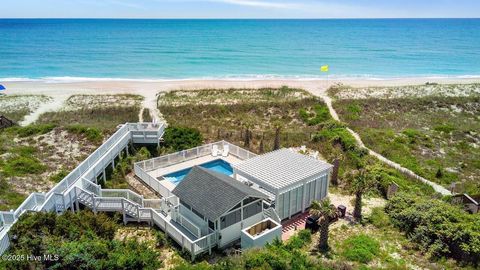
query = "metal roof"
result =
(172, 166, 267, 221)
(233, 148, 332, 192)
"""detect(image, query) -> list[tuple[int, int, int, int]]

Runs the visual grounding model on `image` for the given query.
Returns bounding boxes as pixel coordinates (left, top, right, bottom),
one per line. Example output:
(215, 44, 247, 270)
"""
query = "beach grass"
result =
(0, 95, 52, 122)
(36, 94, 143, 133)
(159, 87, 434, 195)
(333, 95, 480, 195)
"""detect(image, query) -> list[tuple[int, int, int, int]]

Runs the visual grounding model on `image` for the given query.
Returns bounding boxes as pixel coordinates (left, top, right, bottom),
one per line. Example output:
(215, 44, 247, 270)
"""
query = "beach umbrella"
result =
(0, 84, 5, 91)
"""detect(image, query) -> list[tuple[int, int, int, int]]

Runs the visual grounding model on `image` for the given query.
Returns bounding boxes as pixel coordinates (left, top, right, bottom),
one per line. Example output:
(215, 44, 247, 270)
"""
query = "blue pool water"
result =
(164, 159, 234, 185)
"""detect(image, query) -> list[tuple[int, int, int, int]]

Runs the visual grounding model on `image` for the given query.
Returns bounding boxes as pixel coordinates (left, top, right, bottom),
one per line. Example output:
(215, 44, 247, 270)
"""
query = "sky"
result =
(1, 0, 479, 19)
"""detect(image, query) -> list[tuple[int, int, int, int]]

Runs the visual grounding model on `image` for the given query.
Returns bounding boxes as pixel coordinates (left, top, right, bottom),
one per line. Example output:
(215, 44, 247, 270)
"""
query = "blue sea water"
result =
(0, 19, 479, 80)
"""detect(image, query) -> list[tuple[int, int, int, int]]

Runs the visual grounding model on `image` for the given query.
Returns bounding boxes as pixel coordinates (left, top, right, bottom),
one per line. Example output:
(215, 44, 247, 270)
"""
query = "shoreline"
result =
(2, 77, 479, 98)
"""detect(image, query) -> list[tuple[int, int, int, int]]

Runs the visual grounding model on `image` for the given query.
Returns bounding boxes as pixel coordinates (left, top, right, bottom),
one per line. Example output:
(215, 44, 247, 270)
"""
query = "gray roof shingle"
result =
(172, 166, 267, 221)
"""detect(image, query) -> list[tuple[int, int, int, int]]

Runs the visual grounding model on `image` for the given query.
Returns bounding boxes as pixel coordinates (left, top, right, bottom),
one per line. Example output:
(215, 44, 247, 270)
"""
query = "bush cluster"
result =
(385, 193, 480, 265)
(341, 234, 380, 263)
(161, 126, 203, 152)
(174, 230, 351, 270)
(10, 124, 56, 137)
(299, 105, 330, 126)
(1, 211, 161, 270)
(3, 150, 46, 177)
(66, 124, 103, 143)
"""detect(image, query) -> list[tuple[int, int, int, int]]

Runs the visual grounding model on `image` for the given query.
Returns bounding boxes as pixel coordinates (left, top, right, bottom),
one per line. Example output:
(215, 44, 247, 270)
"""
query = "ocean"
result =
(0, 19, 479, 81)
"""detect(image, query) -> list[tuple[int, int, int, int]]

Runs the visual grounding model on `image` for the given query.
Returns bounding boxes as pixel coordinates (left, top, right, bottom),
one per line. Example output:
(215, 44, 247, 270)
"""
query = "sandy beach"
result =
(3, 77, 479, 97)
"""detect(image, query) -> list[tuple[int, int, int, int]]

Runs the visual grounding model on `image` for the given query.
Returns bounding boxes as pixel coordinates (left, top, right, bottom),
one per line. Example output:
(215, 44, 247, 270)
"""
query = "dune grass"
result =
(36, 95, 143, 133)
(334, 96, 480, 195)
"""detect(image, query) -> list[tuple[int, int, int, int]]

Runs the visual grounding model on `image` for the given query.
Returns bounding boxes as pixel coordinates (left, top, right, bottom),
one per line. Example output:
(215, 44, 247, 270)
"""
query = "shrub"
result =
(4, 211, 162, 270)
(299, 105, 330, 126)
(3, 156, 47, 176)
(49, 168, 69, 183)
(313, 127, 358, 152)
(433, 124, 455, 133)
(162, 126, 203, 151)
(285, 230, 311, 250)
(66, 125, 103, 143)
(385, 193, 480, 265)
(367, 207, 391, 228)
(155, 231, 168, 248)
(341, 234, 380, 263)
(14, 124, 56, 137)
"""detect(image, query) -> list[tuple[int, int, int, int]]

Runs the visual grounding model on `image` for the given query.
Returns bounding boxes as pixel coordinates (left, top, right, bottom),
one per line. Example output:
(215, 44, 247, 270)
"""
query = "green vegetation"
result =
(174, 230, 335, 270)
(65, 125, 103, 143)
(309, 198, 338, 251)
(3, 155, 46, 177)
(104, 147, 152, 189)
(1, 143, 46, 177)
(0, 95, 51, 122)
(348, 168, 376, 221)
(49, 168, 69, 183)
(0, 178, 26, 211)
(333, 96, 480, 194)
(11, 124, 56, 137)
(37, 95, 143, 133)
(341, 234, 380, 263)
(366, 207, 391, 228)
(160, 87, 434, 196)
(37, 107, 140, 133)
(0, 211, 162, 270)
(142, 108, 153, 122)
(386, 193, 480, 265)
(161, 126, 203, 152)
(299, 104, 330, 125)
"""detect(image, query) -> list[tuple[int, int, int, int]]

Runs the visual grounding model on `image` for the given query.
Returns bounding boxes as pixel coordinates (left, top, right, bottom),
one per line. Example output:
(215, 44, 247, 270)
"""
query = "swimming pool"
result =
(164, 159, 234, 185)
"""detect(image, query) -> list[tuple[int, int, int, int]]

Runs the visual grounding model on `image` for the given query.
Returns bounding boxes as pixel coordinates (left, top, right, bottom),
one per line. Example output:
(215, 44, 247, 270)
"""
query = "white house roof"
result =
(233, 148, 333, 192)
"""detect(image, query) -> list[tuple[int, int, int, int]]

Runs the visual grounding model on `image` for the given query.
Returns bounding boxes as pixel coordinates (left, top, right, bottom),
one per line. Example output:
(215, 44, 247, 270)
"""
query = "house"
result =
(233, 149, 333, 220)
(133, 141, 333, 257)
(172, 166, 280, 248)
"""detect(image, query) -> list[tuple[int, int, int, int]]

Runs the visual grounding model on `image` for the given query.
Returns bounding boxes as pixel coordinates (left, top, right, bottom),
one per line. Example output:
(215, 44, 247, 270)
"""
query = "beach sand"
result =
(2, 77, 478, 124)
(4, 77, 479, 96)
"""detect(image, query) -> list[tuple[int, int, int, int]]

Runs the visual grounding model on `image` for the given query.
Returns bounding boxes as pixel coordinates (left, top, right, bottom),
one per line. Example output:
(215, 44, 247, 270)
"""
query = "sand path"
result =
(20, 95, 69, 126)
(315, 88, 452, 195)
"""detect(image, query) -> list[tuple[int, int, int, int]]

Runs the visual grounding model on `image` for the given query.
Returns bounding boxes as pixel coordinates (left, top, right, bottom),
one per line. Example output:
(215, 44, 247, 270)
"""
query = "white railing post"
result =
(121, 199, 126, 225)
(92, 194, 96, 214)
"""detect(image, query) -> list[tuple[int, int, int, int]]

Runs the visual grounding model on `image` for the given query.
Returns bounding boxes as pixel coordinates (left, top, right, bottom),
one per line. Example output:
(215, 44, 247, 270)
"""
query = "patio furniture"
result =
(212, 145, 219, 157)
(222, 144, 229, 157)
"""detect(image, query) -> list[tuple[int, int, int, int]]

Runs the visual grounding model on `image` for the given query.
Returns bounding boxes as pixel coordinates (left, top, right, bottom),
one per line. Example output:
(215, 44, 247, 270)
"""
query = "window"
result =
(208, 220, 215, 230)
(180, 200, 191, 210)
(229, 202, 241, 212)
(243, 201, 262, 219)
(220, 209, 241, 229)
(191, 208, 204, 220)
(243, 197, 256, 205)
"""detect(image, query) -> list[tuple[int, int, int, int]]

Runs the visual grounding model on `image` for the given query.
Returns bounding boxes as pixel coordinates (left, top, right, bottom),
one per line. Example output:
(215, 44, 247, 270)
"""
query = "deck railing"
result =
(135, 140, 256, 172)
(134, 141, 257, 200)
(0, 122, 165, 256)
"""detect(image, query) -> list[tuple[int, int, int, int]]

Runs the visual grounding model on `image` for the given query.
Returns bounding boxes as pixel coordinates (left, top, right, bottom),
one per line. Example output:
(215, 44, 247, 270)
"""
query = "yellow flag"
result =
(320, 65, 329, 72)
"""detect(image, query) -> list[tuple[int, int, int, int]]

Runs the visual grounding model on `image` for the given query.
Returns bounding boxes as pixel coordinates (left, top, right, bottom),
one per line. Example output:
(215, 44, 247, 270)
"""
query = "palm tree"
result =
(310, 198, 337, 251)
(349, 168, 374, 222)
(272, 121, 282, 150)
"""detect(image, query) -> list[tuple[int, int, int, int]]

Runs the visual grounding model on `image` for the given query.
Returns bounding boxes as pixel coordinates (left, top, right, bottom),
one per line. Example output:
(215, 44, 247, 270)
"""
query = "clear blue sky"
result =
(1, 0, 479, 19)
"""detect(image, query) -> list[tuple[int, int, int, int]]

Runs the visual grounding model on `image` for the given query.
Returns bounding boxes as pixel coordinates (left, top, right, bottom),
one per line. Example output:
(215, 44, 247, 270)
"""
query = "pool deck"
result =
(148, 154, 244, 191)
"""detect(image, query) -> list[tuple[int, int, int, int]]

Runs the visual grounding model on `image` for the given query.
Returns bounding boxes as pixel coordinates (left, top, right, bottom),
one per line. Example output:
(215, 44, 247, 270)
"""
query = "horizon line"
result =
(1, 17, 480, 20)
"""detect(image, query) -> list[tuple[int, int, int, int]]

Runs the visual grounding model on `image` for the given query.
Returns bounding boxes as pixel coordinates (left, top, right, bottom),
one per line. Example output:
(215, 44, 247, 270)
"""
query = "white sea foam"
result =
(1, 74, 479, 84)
